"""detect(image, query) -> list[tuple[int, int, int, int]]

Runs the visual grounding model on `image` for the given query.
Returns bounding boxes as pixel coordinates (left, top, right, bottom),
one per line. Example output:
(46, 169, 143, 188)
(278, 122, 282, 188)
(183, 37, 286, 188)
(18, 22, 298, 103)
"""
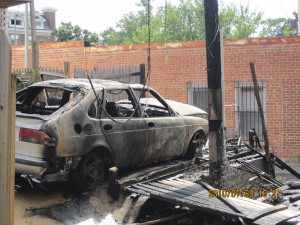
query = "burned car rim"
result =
(185, 130, 206, 159)
(71, 151, 105, 190)
(83, 155, 104, 184)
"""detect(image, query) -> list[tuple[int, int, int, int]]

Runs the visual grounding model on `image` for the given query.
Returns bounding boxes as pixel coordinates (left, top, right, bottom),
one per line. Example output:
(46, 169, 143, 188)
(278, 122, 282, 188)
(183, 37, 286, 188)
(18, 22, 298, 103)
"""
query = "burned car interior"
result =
(16, 86, 81, 116)
(88, 88, 172, 118)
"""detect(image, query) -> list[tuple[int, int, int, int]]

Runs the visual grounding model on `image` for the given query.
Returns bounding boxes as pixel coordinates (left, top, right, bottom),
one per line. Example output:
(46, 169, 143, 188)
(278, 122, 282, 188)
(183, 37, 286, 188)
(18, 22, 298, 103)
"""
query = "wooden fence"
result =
(74, 64, 146, 84)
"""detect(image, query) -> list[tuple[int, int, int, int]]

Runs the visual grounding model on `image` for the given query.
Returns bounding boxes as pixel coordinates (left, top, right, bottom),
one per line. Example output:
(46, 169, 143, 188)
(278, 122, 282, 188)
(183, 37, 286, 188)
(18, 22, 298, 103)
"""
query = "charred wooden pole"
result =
(29, 0, 39, 81)
(204, 0, 226, 172)
(249, 62, 275, 177)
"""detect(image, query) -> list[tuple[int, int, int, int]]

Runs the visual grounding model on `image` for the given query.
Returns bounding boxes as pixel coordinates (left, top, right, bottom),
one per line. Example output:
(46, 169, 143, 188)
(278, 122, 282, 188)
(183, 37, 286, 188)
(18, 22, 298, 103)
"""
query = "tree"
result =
(52, 22, 100, 45)
(262, 12, 298, 37)
(219, 4, 264, 38)
(55, 0, 296, 46)
(100, 0, 151, 45)
(100, 0, 267, 45)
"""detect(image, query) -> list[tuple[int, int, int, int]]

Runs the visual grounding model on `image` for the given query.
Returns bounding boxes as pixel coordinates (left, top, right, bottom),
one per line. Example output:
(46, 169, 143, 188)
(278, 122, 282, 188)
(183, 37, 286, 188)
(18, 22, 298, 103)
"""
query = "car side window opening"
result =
(16, 87, 79, 116)
(104, 89, 139, 118)
(133, 88, 171, 117)
(88, 91, 104, 118)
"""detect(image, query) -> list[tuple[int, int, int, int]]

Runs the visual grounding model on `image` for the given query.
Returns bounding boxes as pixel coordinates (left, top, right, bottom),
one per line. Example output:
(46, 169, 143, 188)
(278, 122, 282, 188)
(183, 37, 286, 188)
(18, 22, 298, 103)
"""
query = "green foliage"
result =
(53, 0, 298, 46)
(99, 0, 267, 45)
(219, 4, 264, 38)
(52, 22, 100, 46)
(261, 12, 298, 37)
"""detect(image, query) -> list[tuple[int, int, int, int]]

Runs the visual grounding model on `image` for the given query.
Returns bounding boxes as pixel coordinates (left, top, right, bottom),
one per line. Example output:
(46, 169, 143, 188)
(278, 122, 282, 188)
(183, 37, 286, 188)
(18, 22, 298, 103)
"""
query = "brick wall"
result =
(12, 37, 300, 161)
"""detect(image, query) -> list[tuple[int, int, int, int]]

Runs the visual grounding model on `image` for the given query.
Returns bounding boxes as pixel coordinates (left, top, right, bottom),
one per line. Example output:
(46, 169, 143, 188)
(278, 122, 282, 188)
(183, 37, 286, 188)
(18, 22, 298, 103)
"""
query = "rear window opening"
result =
(16, 86, 81, 116)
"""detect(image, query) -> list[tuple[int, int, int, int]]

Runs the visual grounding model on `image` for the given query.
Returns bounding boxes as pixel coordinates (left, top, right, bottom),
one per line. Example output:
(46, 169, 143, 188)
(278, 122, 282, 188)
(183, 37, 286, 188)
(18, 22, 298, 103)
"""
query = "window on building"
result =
(10, 34, 19, 40)
(36, 21, 44, 29)
(10, 34, 19, 45)
(11, 19, 21, 26)
(235, 82, 266, 140)
(10, 19, 24, 28)
(188, 83, 208, 113)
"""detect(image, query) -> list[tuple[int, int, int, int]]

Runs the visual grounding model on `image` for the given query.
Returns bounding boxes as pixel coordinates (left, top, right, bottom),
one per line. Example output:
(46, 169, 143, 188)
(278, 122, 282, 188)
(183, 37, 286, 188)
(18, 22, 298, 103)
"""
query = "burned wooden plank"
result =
(247, 205, 288, 222)
(256, 185, 290, 202)
(244, 143, 284, 170)
(198, 181, 242, 214)
(249, 62, 274, 177)
(128, 182, 244, 219)
(120, 161, 188, 190)
(254, 209, 300, 225)
(127, 177, 300, 225)
(270, 153, 300, 179)
(289, 194, 300, 203)
(135, 212, 192, 225)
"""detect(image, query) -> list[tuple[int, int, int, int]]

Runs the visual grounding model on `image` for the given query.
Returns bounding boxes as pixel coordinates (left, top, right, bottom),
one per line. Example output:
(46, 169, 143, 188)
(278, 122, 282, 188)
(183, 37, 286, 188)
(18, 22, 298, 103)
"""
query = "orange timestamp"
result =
(208, 189, 281, 199)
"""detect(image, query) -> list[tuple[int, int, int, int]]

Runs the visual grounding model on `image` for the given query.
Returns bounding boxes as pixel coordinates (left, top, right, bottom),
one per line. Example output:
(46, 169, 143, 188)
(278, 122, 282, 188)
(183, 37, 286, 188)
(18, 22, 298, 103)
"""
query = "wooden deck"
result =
(126, 178, 300, 225)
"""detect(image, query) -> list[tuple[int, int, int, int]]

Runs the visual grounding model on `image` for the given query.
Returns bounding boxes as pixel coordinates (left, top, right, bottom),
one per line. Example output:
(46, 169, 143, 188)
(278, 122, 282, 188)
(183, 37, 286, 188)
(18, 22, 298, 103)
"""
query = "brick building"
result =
(11, 37, 300, 161)
(5, 6, 56, 45)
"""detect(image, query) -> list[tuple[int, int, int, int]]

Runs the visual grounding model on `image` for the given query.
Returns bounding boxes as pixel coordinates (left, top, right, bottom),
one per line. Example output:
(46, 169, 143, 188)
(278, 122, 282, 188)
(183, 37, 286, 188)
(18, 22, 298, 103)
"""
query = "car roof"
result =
(31, 78, 146, 90)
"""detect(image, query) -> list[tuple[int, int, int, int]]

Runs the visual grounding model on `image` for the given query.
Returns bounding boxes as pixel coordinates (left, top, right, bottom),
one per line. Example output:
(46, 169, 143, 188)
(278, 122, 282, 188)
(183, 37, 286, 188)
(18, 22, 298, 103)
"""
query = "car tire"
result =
(185, 131, 206, 159)
(70, 151, 105, 191)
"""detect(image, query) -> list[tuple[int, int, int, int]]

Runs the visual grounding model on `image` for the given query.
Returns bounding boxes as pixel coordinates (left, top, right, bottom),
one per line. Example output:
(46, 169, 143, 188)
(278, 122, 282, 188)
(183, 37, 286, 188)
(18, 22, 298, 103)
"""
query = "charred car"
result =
(15, 79, 208, 190)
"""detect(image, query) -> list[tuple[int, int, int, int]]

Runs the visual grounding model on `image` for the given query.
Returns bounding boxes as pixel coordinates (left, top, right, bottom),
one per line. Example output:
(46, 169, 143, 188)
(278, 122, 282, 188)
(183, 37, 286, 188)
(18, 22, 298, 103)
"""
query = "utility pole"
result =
(204, 0, 226, 173)
(29, 0, 39, 79)
(24, 3, 29, 68)
(298, 0, 300, 36)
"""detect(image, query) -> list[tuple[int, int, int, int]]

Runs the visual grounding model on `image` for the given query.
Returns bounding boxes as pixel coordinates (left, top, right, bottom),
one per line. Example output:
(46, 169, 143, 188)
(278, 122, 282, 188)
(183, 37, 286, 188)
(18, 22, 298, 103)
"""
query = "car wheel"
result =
(71, 151, 105, 191)
(185, 131, 206, 159)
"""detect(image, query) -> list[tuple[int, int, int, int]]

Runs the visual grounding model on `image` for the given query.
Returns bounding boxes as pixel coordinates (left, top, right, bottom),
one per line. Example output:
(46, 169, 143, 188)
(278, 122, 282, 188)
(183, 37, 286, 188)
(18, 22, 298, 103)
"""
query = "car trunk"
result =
(15, 115, 46, 158)
(15, 114, 49, 177)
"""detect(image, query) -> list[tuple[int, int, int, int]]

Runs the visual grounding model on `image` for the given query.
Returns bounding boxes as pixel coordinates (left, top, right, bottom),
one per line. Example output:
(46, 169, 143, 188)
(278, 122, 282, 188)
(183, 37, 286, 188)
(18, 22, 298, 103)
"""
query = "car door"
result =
(100, 88, 148, 168)
(139, 89, 187, 163)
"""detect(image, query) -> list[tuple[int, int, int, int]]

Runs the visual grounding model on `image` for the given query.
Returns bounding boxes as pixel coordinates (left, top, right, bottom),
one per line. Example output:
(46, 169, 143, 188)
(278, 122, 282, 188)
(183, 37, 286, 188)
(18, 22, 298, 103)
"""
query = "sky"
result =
(9, 0, 298, 33)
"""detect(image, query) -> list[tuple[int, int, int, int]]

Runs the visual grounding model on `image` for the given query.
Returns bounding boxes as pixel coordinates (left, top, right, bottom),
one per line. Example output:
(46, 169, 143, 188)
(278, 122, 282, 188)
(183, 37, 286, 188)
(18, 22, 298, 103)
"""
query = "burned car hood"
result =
(139, 98, 207, 116)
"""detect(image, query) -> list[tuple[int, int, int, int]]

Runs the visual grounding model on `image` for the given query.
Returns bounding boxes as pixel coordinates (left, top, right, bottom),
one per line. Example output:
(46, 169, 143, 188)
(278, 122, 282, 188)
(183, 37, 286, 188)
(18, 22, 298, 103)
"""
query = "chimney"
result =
(41, 7, 56, 30)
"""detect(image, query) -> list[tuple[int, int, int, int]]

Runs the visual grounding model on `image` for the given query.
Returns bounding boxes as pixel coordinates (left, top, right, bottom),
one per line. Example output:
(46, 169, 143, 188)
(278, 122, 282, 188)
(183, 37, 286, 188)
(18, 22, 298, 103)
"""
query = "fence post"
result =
(140, 64, 146, 97)
(64, 61, 70, 77)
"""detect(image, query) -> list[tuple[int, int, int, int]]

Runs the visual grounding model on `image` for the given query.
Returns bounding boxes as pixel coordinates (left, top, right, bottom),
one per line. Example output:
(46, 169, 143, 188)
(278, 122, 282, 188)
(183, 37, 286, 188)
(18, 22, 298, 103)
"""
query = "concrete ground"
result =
(14, 161, 185, 225)
(275, 161, 300, 182)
